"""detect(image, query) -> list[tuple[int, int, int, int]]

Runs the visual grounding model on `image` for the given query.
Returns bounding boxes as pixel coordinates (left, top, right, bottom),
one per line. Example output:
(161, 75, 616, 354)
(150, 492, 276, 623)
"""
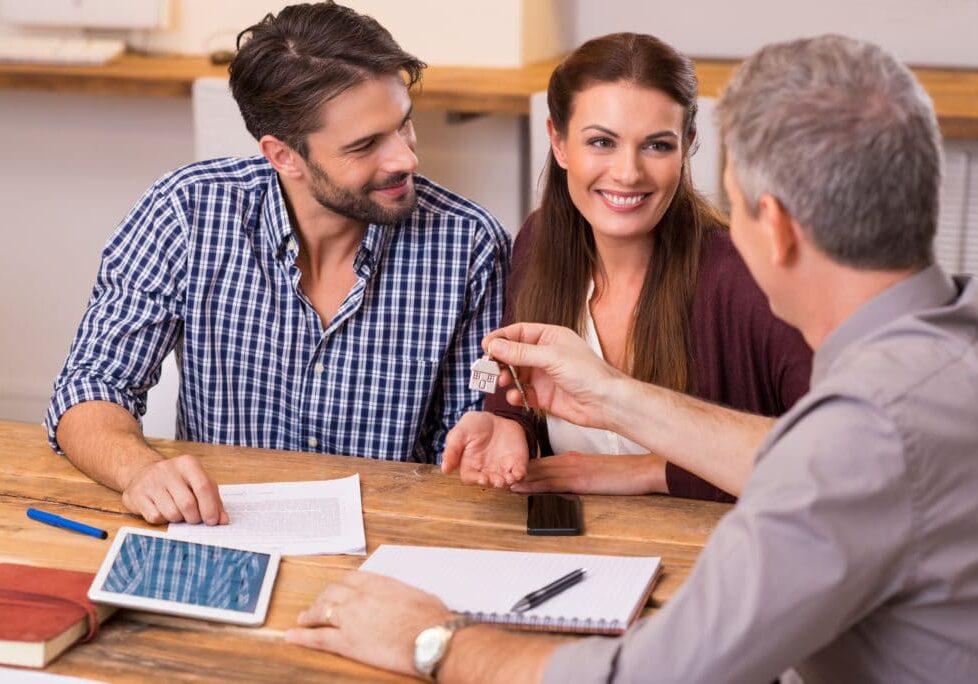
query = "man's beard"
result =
(307, 158, 417, 225)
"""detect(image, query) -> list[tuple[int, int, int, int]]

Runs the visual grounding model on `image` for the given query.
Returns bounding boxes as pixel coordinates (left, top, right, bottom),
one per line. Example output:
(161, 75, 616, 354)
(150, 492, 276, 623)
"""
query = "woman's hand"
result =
(510, 452, 668, 495)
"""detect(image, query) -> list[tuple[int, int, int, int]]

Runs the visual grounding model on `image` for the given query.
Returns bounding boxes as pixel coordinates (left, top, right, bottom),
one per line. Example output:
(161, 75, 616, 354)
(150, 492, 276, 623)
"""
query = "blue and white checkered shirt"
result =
(45, 156, 509, 463)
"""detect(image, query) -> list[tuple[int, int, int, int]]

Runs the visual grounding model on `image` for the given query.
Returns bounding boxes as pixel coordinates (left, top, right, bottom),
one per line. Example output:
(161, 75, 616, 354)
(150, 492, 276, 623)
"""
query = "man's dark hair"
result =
(229, 2, 426, 158)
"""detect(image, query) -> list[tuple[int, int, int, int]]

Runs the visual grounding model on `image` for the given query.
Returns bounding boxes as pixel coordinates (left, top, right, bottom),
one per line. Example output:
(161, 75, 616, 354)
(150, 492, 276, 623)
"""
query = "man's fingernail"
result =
(490, 339, 508, 355)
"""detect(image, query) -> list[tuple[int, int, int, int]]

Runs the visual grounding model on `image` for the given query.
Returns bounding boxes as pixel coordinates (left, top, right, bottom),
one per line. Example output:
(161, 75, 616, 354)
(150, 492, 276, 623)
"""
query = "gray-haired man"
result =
(284, 35, 978, 683)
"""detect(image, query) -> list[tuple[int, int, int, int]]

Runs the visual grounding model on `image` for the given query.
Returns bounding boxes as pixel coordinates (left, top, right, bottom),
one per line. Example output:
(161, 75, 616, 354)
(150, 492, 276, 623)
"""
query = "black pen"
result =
(510, 568, 587, 613)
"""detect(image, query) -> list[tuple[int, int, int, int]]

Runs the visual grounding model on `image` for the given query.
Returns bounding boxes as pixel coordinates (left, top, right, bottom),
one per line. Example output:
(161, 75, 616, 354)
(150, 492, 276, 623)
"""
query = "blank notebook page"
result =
(360, 544, 661, 634)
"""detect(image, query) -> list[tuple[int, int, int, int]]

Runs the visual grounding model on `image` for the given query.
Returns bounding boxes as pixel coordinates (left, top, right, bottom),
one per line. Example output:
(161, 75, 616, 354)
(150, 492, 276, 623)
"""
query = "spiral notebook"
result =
(359, 545, 662, 635)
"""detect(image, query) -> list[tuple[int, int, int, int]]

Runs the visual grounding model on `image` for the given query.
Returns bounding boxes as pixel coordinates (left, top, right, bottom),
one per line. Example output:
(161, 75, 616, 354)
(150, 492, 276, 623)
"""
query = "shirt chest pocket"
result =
(318, 354, 440, 460)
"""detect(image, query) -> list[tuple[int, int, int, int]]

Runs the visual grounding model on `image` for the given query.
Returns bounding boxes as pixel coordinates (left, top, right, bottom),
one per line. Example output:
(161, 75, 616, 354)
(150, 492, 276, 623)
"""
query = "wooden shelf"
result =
(0, 53, 562, 115)
(692, 59, 978, 140)
(0, 53, 229, 98)
(1, 53, 975, 137)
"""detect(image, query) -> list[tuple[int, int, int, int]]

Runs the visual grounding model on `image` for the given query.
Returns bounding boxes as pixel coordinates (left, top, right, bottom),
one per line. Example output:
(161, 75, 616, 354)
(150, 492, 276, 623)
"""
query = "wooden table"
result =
(0, 53, 975, 136)
(0, 420, 729, 682)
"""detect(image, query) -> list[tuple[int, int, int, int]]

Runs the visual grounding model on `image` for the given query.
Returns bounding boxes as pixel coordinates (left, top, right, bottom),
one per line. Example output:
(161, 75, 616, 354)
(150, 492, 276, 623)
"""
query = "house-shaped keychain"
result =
(469, 355, 501, 393)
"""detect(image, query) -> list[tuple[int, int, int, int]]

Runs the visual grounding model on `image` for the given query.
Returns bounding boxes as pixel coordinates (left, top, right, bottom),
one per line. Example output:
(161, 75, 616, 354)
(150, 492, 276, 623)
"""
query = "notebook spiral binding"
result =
(462, 611, 624, 635)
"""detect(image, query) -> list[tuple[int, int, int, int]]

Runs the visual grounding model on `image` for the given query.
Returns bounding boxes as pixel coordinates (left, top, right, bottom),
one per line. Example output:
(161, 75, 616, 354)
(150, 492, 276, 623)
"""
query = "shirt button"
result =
(313, 362, 325, 374)
(288, 238, 298, 253)
(307, 437, 318, 448)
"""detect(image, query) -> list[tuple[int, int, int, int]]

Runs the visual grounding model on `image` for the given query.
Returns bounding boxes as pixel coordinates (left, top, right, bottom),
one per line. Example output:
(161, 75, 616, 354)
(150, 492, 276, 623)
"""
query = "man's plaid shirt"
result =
(46, 156, 509, 463)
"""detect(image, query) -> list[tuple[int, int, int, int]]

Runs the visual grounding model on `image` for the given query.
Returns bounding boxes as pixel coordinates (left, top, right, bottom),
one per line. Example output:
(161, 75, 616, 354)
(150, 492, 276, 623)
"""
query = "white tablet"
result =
(88, 526, 280, 626)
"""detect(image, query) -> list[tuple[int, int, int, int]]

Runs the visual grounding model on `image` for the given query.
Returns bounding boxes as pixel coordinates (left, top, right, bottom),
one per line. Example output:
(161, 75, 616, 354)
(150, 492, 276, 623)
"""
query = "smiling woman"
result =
(447, 33, 814, 502)
(520, 34, 716, 394)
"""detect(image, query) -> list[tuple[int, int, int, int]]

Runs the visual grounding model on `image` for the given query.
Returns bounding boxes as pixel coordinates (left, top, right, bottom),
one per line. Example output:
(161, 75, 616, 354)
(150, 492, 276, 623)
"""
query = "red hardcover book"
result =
(0, 563, 116, 668)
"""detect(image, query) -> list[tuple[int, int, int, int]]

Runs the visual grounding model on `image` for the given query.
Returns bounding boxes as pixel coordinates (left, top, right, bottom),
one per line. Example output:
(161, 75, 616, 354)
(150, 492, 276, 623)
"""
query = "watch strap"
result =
(415, 615, 474, 680)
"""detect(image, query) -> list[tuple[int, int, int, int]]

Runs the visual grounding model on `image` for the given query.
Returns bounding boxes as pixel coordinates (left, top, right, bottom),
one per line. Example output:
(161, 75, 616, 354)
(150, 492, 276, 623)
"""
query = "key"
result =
(469, 355, 501, 394)
(469, 354, 530, 412)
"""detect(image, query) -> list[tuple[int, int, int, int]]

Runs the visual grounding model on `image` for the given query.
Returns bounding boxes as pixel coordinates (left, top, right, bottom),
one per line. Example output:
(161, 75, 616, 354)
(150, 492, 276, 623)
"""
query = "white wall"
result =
(573, 0, 978, 67)
(138, 0, 570, 66)
(1, 1, 574, 63)
(0, 91, 194, 423)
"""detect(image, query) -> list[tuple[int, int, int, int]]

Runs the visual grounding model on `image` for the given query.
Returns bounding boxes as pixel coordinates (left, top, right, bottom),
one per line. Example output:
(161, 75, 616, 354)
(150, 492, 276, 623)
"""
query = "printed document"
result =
(167, 475, 366, 555)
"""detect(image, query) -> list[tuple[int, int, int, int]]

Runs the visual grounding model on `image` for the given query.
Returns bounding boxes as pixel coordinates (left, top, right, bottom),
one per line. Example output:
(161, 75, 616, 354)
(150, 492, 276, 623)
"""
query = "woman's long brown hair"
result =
(514, 33, 726, 393)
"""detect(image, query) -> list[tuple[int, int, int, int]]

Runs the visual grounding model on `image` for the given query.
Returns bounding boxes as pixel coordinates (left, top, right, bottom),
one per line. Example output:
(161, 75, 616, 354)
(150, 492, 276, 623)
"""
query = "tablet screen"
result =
(100, 533, 271, 613)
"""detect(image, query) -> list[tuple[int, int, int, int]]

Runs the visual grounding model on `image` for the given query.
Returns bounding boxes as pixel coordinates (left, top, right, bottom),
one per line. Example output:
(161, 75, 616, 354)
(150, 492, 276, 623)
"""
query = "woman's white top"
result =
(546, 282, 647, 456)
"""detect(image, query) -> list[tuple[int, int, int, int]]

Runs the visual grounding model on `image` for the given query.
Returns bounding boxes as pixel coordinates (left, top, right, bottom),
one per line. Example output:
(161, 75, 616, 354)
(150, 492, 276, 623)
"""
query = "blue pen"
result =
(26, 507, 108, 540)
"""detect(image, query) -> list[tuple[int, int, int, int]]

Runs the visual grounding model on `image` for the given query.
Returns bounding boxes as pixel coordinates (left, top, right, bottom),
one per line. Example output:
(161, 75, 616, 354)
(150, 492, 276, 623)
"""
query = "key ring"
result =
(469, 353, 530, 412)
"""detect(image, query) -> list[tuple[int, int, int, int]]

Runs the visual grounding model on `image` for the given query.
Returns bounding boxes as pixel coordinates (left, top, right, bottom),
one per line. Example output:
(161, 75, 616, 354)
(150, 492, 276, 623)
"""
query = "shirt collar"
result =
(812, 264, 958, 384)
(262, 172, 393, 276)
(262, 172, 295, 260)
(353, 222, 392, 278)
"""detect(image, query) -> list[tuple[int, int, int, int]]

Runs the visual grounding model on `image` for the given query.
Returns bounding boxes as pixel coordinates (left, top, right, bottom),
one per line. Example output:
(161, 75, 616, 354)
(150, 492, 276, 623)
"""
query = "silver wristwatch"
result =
(413, 617, 472, 679)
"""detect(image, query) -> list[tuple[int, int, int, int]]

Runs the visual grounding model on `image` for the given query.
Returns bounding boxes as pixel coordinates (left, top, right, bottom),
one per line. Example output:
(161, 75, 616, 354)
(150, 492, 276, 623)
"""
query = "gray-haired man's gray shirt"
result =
(544, 265, 978, 683)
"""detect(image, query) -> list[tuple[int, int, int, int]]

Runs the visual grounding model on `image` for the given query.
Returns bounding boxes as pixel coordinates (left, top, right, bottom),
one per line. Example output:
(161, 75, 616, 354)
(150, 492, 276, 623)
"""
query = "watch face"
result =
(415, 626, 450, 674)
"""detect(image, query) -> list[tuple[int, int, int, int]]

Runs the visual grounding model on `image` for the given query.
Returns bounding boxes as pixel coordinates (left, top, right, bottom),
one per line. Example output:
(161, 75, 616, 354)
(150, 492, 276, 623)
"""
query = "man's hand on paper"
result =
(286, 571, 452, 676)
(121, 454, 229, 526)
(484, 323, 625, 432)
(442, 412, 530, 488)
(510, 452, 669, 495)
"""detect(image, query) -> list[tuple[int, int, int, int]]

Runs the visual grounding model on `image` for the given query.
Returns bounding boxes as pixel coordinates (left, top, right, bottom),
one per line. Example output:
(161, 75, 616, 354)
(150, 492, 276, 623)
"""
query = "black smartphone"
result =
(526, 493, 583, 536)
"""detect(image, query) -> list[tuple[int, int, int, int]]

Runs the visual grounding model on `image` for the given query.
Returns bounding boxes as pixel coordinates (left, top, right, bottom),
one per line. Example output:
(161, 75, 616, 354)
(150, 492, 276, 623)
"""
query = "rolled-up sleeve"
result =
(544, 396, 909, 683)
(44, 184, 187, 453)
